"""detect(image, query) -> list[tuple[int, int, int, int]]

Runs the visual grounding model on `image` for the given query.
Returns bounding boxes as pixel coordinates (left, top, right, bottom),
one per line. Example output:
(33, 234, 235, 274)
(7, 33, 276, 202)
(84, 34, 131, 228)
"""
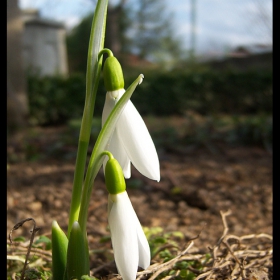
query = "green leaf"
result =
(33, 235, 52, 250)
(51, 220, 68, 280)
(81, 0, 109, 141)
(67, 0, 109, 238)
(153, 236, 167, 244)
(66, 221, 90, 280)
(13, 236, 26, 242)
(81, 276, 99, 280)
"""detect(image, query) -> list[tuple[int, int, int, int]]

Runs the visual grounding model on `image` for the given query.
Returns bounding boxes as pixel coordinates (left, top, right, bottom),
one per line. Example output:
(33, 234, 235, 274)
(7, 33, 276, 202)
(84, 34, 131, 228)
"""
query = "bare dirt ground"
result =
(7, 123, 273, 279)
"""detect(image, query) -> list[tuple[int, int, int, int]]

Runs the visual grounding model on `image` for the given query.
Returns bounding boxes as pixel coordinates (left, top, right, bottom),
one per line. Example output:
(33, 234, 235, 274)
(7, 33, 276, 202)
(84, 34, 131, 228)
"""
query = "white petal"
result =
(116, 96, 160, 181)
(101, 89, 127, 125)
(103, 131, 131, 178)
(135, 216, 151, 269)
(102, 88, 160, 181)
(108, 192, 151, 275)
(101, 92, 116, 126)
(102, 90, 131, 178)
(108, 192, 139, 280)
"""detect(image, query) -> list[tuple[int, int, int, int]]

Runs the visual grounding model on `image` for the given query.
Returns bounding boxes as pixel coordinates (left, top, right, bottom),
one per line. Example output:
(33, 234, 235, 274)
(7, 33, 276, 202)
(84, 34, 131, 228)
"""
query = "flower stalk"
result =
(67, 0, 109, 238)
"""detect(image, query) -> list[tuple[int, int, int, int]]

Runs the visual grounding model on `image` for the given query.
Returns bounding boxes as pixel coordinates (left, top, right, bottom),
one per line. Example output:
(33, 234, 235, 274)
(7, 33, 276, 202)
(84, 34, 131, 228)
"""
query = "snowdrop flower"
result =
(102, 55, 160, 181)
(104, 152, 151, 280)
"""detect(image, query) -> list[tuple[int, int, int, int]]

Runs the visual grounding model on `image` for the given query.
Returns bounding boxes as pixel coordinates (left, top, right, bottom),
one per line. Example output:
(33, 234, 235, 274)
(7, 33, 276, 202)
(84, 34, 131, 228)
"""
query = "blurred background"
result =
(7, 2, 273, 274)
(7, 0, 272, 154)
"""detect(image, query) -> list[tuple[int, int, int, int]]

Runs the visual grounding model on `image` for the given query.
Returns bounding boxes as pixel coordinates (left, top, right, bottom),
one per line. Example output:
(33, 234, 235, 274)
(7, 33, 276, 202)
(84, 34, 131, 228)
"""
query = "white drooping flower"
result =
(108, 191, 151, 280)
(103, 155, 151, 280)
(102, 55, 160, 181)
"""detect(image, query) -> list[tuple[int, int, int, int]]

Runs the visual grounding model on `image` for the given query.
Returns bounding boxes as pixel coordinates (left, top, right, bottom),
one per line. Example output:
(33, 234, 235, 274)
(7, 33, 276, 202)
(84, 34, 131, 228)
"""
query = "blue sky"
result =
(19, 0, 272, 56)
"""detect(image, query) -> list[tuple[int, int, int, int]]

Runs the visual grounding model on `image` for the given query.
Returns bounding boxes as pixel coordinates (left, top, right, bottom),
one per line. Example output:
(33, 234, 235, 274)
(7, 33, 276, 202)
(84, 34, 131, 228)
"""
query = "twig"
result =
(9, 218, 41, 280)
(91, 260, 115, 274)
(193, 210, 273, 280)
(136, 241, 194, 280)
(223, 240, 247, 278)
(204, 210, 232, 279)
(225, 233, 273, 242)
(212, 210, 232, 258)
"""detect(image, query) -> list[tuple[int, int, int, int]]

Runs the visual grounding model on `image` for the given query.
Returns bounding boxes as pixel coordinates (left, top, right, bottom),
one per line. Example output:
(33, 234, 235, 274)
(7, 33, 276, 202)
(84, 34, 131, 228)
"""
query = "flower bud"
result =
(105, 157, 126, 194)
(103, 56, 124, 91)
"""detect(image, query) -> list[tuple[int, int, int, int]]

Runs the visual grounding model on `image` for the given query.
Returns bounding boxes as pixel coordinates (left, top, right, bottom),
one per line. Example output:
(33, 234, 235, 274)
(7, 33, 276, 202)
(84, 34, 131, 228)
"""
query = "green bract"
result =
(103, 56, 124, 91)
(105, 157, 126, 194)
(51, 220, 68, 280)
(66, 221, 89, 279)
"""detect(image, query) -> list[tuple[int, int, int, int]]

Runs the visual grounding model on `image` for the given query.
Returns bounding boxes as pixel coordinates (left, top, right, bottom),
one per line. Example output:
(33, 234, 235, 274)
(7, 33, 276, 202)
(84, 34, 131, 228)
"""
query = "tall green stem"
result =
(67, 0, 108, 237)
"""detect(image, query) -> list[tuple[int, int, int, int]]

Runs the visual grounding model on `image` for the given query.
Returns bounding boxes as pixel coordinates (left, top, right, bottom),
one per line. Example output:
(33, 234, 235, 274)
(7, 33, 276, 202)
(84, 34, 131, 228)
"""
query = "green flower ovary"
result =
(105, 158, 126, 194)
(103, 56, 125, 91)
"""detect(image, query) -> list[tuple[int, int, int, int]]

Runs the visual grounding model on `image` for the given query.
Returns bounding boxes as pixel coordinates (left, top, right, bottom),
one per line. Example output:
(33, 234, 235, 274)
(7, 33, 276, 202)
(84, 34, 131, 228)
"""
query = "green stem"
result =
(67, 140, 88, 233)
(98, 48, 114, 61)
(101, 150, 114, 160)
(67, 0, 108, 238)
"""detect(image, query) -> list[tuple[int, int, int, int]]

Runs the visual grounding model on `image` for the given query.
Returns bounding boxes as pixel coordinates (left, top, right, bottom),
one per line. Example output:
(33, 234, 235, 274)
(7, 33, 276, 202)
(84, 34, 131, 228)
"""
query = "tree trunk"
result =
(7, 0, 28, 132)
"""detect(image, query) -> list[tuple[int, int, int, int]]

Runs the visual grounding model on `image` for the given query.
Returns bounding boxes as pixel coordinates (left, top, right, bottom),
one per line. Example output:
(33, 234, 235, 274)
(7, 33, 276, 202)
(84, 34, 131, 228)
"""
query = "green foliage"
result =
(8, 268, 52, 280)
(149, 114, 272, 151)
(33, 235, 52, 251)
(129, 68, 272, 116)
(66, 221, 90, 279)
(13, 236, 26, 242)
(7, 235, 53, 280)
(145, 227, 184, 259)
(27, 73, 87, 125)
(80, 276, 99, 280)
(26, 68, 272, 126)
(226, 115, 273, 148)
(51, 221, 68, 280)
(8, 113, 272, 166)
(66, 13, 93, 74)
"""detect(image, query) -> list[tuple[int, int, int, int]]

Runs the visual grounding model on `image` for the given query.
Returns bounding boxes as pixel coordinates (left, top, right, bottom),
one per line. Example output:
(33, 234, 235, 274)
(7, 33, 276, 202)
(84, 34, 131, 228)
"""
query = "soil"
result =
(7, 123, 273, 278)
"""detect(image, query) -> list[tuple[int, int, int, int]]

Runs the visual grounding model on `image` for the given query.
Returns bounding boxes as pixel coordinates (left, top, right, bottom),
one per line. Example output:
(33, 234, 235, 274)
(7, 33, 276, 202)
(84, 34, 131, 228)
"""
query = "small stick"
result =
(9, 218, 41, 280)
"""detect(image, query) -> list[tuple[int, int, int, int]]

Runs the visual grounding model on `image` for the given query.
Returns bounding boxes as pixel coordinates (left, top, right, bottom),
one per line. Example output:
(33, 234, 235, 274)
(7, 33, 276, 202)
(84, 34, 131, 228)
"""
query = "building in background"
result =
(21, 9, 68, 77)
(7, 1, 69, 131)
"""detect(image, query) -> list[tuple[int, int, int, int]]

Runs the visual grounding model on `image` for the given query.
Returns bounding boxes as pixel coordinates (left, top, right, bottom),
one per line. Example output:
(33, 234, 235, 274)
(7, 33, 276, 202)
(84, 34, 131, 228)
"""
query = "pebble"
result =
(27, 201, 42, 211)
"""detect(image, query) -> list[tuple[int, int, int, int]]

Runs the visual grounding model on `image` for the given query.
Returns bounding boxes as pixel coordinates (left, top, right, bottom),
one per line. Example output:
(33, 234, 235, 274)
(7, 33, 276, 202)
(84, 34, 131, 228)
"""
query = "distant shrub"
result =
(27, 68, 272, 125)
(27, 74, 84, 125)
(129, 68, 272, 116)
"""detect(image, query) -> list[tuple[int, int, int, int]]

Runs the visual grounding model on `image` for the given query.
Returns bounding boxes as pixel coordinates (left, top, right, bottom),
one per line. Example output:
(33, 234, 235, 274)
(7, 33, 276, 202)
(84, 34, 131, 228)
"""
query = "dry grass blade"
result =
(7, 240, 52, 262)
